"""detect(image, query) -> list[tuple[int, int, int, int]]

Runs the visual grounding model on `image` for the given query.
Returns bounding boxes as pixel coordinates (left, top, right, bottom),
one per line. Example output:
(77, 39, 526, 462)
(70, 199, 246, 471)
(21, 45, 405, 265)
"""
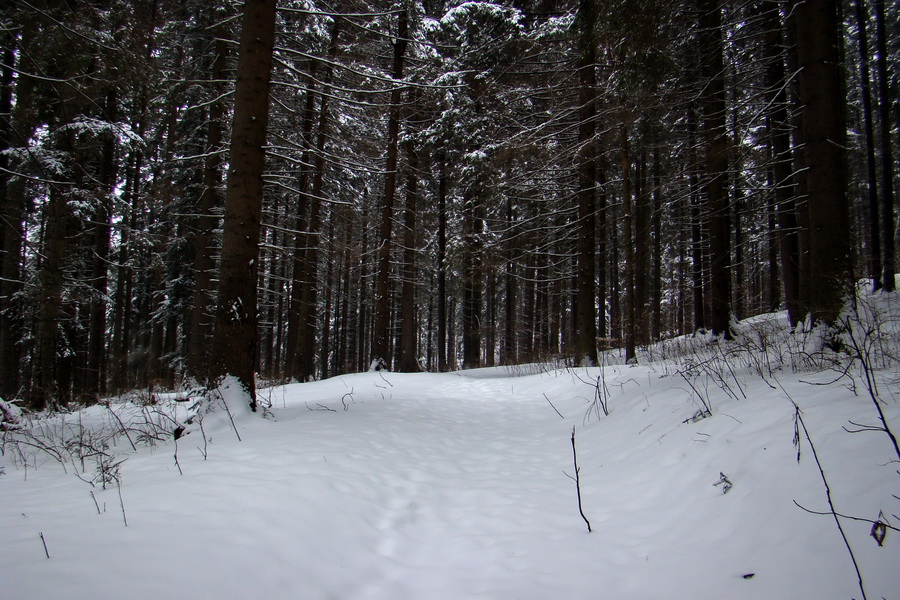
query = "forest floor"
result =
(2, 294, 899, 599)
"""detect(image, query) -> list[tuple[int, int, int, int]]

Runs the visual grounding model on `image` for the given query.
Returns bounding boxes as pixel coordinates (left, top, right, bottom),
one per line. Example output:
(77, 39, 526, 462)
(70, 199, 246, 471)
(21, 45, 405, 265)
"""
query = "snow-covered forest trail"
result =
(270, 371, 585, 600)
(2, 356, 899, 599)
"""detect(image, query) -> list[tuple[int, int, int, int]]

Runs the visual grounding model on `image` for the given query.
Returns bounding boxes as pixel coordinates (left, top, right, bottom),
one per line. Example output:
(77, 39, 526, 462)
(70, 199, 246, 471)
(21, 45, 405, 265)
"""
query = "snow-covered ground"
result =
(2, 304, 899, 599)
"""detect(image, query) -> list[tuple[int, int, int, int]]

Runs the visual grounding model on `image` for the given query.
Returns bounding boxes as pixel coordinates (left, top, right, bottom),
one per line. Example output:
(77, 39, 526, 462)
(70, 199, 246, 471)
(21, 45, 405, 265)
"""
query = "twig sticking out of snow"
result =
(40, 532, 50, 559)
(569, 426, 591, 533)
(790, 399, 868, 600)
(543, 394, 564, 419)
(117, 480, 128, 527)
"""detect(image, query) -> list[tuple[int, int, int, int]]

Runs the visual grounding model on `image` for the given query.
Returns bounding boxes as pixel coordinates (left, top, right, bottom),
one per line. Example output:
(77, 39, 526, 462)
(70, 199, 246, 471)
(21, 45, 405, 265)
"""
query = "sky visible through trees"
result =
(0, 0, 897, 407)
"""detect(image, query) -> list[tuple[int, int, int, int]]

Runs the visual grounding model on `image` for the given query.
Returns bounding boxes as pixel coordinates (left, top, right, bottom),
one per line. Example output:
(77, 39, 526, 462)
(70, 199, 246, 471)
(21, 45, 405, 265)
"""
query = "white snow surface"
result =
(2, 312, 899, 599)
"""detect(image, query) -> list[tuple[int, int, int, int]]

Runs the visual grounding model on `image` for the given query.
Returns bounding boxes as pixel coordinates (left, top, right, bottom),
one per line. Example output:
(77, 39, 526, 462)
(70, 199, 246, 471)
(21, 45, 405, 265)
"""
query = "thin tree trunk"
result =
(187, 35, 228, 379)
(462, 186, 483, 369)
(285, 64, 317, 379)
(698, 0, 732, 339)
(609, 195, 621, 341)
(397, 131, 421, 372)
(32, 183, 72, 409)
(502, 194, 517, 364)
(319, 215, 335, 380)
(574, 0, 599, 366)
(296, 21, 341, 381)
(597, 163, 608, 340)
(688, 107, 705, 331)
(437, 151, 449, 371)
(84, 91, 118, 402)
(485, 268, 497, 367)
(765, 160, 781, 312)
(760, 0, 801, 326)
(634, 149, 650, 345)
(621, 125, 636, 363)
(357, 209, 370, 372)
(852, 0, 882, 291)
(374, 10, 408, 368)
(873, 0, 896, 291)
(651, 145, 662, 340)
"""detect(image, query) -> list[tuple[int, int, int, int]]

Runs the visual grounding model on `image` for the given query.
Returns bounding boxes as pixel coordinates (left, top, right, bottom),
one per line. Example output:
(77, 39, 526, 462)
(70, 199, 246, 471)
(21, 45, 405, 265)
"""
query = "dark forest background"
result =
(0, 0, 897, 408)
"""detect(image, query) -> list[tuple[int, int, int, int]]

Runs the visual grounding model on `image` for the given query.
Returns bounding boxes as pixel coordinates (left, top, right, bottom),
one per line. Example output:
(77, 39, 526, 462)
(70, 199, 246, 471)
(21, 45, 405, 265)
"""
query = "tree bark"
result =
(698, 0, 732, 339)
(687, 107, 705, 331)
(32, 173, 73, 410)
(651, 145, 662, 340)
(502, 193, 517, 364)
(295, 21, 341, 381)
(873, 0, 896, 291)
(0, 33, 23, 401)
(84, 91, 118, 402)
(574, 0, 599, 366)
(187, 34, 228, 380)
(397, 131, 421, 372)
(851, 0, 882, 291)
(621, 125, 636, 363)
(212, 0, 277, 409)
(462, 187, 484, 369)
(789, 0, 852, 326)
(373, 10, 408, 368)
(285, 63, 318, 379)
(437, 150, 449, 371)
(761, 0, 801, 327)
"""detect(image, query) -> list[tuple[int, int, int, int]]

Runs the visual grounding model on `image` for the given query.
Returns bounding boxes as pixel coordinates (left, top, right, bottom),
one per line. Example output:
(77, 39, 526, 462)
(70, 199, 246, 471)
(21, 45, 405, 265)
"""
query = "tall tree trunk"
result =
(789, 0, 852, 325)
(676, 181, 688, 335)
(502, 194, 517, 364)
(84, 91, 118, 402)
(296, 21, 341, 381)
(765, 159, 780, 312)
(621, 125, 636, 363)
(212, 0, 277, 409)
(761, 0, 801, 326)
(784, 12, 812, 319)
(285, 64, 318, 379)
(597, 164, 608, 340)
(373, 10, 408, 368)
(32, 179, 73, 410)
(357, 208, 370, 372)
(608, 195, 621, 341)
(336, 217, 353, 374)
(319, 215, 335, 379)
(873, 0, 896, 291)
(0, 33, 24, 401)
(687, 107, 705, 331)
(437, 151, 449, 371)
(698, 0, 732, 339)
(31, 45, 85, 408)
(397, 134, 421, 372)
(651, 145, 662, 340)
(574, 0, 599, 366)
(462, 187, 484, 369)
(852, 0, 883, 291)
(485, 268, 497, 367)
(187, 34, 228, 379)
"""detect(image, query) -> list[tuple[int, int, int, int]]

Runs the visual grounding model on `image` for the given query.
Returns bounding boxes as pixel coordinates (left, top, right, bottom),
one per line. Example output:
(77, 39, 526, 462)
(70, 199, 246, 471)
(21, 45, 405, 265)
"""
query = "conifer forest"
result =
(0, 0, 897, 407)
